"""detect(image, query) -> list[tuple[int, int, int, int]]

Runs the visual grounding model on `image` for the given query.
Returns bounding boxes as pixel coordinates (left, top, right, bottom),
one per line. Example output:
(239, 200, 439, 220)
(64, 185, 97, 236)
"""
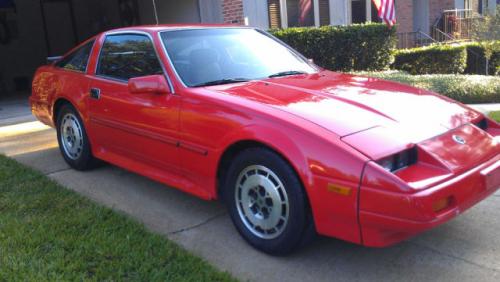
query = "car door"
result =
(87, 33, 181, 173)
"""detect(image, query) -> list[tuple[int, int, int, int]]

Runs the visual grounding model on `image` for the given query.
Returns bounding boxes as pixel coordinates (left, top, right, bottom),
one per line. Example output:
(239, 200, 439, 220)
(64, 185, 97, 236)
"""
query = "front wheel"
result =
(224, 148, 313, 255)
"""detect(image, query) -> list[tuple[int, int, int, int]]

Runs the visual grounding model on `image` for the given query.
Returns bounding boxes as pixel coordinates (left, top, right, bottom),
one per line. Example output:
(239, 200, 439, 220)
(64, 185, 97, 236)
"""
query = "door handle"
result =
(90, 88, 101, 100)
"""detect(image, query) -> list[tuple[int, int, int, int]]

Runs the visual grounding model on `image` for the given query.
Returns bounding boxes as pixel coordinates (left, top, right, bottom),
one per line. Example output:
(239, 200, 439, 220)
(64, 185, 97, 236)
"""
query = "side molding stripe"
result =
(90, 116, 178, 146)
(90, 116, 208, 156)
(179, 142, 208, 156)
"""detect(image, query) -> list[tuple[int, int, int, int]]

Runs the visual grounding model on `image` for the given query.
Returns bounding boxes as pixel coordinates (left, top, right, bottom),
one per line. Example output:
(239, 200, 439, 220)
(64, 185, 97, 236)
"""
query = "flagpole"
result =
(152, 0, 159, 25)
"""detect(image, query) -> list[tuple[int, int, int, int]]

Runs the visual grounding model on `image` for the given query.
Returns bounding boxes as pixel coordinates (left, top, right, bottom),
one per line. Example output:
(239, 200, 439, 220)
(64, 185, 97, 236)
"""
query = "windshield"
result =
(160, 28, 317, 87)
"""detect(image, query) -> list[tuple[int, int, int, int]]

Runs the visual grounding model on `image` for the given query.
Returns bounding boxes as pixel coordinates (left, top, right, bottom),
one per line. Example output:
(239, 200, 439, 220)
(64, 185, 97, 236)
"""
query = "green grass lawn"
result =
(0, 155, 235, 281)
(353, 71, 500, 104)
(489, 111, 500, 122)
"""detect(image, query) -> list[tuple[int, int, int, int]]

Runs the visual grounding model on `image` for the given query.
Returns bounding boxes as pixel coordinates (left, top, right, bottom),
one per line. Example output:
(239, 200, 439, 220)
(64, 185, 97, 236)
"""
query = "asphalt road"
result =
(1, 101, 499, 282)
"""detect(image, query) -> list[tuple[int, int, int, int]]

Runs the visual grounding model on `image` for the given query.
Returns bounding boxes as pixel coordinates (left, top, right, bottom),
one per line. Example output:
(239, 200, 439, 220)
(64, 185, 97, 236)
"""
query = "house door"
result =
(413, 0, 430, 33)
(40, 0, 78, 56)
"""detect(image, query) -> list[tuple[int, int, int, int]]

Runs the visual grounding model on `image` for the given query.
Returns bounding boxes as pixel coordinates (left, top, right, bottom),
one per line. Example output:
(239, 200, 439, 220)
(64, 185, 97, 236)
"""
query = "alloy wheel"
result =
(235, 165, 290, 239)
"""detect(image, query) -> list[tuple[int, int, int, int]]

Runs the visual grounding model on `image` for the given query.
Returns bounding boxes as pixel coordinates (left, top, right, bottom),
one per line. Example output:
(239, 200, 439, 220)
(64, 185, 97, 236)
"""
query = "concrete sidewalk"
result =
(0, 98, 35, 126)
(469, 104, 500, 114)
(1, 99, 499, 282)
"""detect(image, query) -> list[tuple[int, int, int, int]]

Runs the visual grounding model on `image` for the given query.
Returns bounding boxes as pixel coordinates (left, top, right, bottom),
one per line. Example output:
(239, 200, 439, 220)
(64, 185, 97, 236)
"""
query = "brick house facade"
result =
(0, 0, 497, 98)
(396, 0, 414, 34)
(429, 0, 456, 26)
(223, 0, 495, 33)
(222, 0, 245, 24)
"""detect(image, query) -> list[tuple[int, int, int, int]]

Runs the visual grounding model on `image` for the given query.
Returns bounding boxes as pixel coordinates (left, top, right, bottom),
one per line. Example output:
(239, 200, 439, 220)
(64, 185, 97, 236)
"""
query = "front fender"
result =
(215, 123, 313, 189)
(214, 122, 368, 245)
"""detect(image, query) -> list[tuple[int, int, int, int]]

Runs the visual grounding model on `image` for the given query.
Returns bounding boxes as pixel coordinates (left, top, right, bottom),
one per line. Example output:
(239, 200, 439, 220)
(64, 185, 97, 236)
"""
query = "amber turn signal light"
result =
(327, 184, 352, 196)
(432, 196, 453, 212)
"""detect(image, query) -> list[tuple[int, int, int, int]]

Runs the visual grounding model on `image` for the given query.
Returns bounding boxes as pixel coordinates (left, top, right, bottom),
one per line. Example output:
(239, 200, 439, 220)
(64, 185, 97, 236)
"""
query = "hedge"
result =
(463, 41, 500, 75)
(393, 41, 500, 75)
(353, 71, 500, 104)
(392, 44, 467, 74)
(270, 23, 397, 72)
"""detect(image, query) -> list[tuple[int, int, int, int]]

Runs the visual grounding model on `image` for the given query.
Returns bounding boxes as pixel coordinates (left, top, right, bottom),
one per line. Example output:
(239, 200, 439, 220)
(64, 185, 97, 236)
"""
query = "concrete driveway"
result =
(1, 99, 499, 282)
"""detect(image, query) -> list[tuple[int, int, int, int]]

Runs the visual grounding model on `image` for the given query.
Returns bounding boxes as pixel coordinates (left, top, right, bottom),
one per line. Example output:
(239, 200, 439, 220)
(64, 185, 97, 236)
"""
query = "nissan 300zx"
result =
(30, 25, 500, 255)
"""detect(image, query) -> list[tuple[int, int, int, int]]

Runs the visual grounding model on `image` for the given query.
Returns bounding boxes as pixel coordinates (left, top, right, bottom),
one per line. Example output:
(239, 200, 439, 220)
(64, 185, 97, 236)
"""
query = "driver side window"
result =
(96, 34, 163, 81)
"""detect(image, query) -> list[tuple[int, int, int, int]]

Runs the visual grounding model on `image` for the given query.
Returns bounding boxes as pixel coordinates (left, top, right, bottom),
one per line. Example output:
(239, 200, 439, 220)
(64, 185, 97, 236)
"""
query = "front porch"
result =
(396, 0, 496, 49)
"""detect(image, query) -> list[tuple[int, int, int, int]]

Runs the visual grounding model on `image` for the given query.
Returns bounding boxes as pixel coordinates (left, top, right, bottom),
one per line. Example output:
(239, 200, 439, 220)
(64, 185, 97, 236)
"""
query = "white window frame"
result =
(279, 0, 321, 28)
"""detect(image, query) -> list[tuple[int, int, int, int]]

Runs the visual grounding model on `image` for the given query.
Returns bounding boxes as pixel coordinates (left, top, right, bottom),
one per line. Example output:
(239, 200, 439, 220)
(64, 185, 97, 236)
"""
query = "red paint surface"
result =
(30, 25, 500, 247)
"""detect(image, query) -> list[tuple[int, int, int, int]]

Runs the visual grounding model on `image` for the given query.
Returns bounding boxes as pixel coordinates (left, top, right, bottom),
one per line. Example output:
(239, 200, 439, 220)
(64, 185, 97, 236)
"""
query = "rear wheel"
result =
(224, 147, 313, 255)
(56, 104, 98, 170)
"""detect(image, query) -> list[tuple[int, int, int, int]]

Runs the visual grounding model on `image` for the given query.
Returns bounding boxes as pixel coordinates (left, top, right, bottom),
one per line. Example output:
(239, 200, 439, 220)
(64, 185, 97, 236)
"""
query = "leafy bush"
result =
(393, 44, 467, 74)
(463, 41, 500, 75)
(353, 71, 500, 104)
(270, 23, 397, 71)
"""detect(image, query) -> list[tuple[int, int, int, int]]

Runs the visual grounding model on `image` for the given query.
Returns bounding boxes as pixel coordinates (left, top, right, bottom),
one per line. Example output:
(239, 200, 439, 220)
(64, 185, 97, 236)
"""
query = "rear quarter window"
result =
(55, 40, 95, 72)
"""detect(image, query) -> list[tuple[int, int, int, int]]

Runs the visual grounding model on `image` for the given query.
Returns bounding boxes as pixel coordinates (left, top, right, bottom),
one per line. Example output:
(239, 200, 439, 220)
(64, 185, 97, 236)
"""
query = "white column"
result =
(329, 0, 349, 25)
(314, 0, 320, 27)
(366, 0, 371, 22)
(280, 0, 288, 28)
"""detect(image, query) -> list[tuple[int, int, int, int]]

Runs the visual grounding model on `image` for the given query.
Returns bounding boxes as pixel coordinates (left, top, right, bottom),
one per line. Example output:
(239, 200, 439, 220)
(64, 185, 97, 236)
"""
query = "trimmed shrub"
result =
(353, 71, 500, 104)
(270, 23, 397, 72)
(463, 41, 500, 75)
(393, 44, 467, 74)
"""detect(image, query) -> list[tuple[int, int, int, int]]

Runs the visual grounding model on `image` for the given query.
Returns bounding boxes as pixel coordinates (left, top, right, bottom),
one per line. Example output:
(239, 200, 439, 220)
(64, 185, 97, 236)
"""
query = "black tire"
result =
(56, 104, 98, 170)
(223, 147, 313, 255)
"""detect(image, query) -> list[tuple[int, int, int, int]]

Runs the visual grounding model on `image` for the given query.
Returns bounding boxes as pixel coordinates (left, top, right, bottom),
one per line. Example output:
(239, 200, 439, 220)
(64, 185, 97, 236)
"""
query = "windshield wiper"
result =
(268, 70, 307, 78)
(192, 78, 250, 87)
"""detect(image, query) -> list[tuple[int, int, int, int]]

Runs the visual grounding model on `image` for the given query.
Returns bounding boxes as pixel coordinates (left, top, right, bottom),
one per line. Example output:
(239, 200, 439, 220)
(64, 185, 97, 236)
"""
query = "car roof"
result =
(104, 24, 245, 34)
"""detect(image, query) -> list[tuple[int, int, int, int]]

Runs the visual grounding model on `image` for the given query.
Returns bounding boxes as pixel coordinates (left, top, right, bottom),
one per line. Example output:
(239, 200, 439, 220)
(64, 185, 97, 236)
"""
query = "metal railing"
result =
(431, 26, 456, 43)
(396, 30, 437, 49)
(438, 9, 481, 41)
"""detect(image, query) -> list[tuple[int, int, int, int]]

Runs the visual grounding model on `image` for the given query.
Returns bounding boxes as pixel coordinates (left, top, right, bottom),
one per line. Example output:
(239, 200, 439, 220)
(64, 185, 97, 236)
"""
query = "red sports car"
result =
(30, 25, 500, 255)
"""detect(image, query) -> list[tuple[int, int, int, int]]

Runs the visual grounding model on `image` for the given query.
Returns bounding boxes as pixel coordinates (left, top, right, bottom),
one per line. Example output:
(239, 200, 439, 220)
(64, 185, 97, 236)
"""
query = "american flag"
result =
(299, 0, 313, 26)
(372, 0, 396, 27)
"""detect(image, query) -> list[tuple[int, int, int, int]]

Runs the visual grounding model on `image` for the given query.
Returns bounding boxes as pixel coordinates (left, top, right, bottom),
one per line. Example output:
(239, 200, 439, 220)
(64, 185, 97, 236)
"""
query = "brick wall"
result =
(222, 0, 244, 24)
(429, 0, 455, 27)
(395, 0, 414, 33)
(396, 0, 457, 34)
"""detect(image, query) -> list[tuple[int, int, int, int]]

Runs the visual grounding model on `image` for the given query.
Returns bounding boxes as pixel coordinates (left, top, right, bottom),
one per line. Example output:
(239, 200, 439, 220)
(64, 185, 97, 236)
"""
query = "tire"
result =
(56, 104, 98, 170)
(223, 147, 313, 255)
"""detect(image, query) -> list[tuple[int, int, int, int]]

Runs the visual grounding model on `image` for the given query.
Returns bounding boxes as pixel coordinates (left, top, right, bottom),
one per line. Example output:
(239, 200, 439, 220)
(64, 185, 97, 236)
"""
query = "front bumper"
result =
(360, 155, 500, 247)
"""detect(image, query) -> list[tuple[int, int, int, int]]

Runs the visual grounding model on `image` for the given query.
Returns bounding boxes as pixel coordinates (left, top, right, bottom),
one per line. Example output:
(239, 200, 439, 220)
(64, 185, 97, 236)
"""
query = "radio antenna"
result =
(152, 0, 159, 25)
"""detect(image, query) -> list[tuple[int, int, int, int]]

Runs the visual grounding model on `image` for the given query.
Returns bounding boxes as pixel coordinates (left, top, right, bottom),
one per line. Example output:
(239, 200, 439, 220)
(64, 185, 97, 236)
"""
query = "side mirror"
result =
(128, 75, 171, 95)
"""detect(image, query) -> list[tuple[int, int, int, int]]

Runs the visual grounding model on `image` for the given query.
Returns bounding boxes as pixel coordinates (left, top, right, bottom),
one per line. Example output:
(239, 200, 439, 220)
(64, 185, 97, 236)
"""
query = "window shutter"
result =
(318, 0, 330, 26)
(268, 0, 282, 29)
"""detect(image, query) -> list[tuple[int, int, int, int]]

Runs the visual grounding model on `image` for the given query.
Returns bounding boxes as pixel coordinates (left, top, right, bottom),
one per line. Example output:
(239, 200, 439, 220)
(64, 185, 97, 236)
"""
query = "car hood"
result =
(210, 71, 482, 157)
